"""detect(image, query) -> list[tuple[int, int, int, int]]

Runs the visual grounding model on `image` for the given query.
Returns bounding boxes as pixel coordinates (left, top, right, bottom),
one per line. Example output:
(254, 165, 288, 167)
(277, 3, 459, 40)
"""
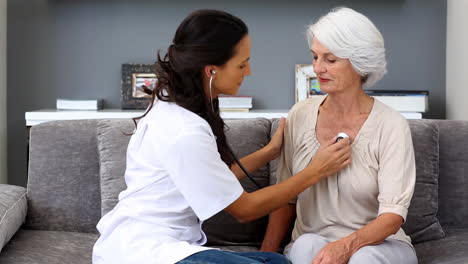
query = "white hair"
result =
(306, 7, 387, 88)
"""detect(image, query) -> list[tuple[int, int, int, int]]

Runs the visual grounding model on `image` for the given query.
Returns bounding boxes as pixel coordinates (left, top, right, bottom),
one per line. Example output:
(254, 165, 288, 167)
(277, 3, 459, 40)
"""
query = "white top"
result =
(277, 96, 416, 246)
(92, 100, 244, 264)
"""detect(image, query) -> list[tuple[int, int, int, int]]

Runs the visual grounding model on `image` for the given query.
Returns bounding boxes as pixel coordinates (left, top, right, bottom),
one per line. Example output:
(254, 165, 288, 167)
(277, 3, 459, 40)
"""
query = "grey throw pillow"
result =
(96, 119, 134, 216)
(203, 118, 272, 246)
(269, 119, 281, 186)
(97, 117, 273, 246)
(0, 184, 27, 252)
(403, 119, 445, 243)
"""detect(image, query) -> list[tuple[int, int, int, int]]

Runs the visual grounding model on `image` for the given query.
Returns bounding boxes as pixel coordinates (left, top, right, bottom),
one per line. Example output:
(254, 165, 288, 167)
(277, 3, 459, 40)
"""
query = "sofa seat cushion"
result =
(214, 245, 259, 252)
(414, 228, 468, 264)
(0, 229, 98, 264)
(0, 185, 27, 252)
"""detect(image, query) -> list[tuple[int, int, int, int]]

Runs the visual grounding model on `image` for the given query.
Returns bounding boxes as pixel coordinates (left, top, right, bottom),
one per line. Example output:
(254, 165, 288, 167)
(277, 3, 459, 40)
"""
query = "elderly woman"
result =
(261, 7, 417, 264)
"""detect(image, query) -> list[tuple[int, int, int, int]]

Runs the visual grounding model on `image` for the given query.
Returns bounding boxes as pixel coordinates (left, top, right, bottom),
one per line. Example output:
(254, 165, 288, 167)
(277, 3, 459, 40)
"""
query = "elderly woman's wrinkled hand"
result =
(311, 240, 353, 264)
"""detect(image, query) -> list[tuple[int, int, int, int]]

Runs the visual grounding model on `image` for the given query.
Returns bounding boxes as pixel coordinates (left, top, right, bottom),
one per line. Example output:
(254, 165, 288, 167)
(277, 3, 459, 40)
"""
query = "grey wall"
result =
(446, 0, 468, 120)
(8, 0, 446, 186)
(0, 0, 6, 184)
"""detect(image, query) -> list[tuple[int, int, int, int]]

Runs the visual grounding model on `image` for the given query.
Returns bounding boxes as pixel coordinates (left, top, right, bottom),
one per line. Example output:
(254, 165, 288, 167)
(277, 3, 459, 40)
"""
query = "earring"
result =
(209, 70, 217, 112)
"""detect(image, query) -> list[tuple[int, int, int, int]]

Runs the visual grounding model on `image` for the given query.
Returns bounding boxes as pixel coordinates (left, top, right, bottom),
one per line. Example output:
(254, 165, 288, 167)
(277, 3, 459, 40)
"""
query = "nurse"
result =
(92, 9, 351, 264)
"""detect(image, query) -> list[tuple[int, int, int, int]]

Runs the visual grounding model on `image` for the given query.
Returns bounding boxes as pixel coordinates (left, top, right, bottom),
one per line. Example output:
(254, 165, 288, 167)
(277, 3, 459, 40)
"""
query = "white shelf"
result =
(221, 109, 288, 119)
(25, 108, 421, 127)
(25, 109, 289, 126)
(25, 109, 144, 126)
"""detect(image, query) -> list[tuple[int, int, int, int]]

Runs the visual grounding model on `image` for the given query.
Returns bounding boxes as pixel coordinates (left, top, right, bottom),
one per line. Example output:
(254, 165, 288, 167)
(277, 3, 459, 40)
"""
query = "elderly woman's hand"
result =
(312, 240, 353, 264)
(264, 118, 286, 160)
(307, 137, 352, 179)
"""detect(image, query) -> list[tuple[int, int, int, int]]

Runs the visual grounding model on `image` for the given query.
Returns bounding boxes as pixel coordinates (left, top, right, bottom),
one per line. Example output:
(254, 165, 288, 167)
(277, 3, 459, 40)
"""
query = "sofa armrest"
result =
(0, 184, 27, 252)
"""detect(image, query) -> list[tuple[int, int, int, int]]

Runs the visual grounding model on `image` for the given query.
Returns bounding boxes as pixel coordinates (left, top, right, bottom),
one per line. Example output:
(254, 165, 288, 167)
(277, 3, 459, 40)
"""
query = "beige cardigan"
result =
(277, 96, 416, 246)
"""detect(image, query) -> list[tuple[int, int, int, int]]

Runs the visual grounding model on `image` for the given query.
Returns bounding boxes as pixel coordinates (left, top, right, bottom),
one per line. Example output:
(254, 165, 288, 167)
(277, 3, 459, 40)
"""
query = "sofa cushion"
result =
(96, 118, 272, 246)
(0, 229, 98, 264)
(214, 245, 259, 252)
(403, 120, 445, 243)
(96, 119, 133, 216)
(414, 228, 468, 264)
(435, 120, 468, 229)
(26, 120, 101, 233)
(203, 118, 272, 246)
(269, 119, 281, 185)
(0, 185, 27, 252)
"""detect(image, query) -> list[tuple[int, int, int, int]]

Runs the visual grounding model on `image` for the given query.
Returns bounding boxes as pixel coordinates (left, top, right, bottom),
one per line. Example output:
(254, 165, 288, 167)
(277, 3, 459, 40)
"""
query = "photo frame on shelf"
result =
(121, 63, 157, 109)
(295, 64, 324, 103)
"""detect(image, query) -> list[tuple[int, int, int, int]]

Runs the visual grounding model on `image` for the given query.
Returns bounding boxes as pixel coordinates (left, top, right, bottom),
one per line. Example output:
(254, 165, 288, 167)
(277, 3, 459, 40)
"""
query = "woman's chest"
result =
(315, 112, 369, 143)
(292, 129, 381, 199)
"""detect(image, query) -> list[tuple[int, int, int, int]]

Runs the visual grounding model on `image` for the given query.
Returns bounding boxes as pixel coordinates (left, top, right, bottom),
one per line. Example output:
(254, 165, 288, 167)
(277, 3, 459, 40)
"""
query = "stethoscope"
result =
(225, 132, 350, 190)
(209, 71, 262, 189)
(227, 145, 263, 189)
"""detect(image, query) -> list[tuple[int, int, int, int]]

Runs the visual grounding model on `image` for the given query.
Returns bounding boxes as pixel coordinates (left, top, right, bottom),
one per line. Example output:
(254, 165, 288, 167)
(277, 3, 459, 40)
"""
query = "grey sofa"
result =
(0, 118, 467, 264)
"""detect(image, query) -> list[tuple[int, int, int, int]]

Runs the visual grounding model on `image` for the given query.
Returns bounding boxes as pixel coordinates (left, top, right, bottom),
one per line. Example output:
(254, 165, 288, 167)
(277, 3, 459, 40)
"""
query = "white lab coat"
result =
(92, 100, 244, 264)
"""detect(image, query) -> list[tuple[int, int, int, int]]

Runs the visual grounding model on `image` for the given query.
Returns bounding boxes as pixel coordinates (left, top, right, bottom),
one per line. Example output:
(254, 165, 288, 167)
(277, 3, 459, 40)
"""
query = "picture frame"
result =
(121, 63, 157, 109)
(295, 64, 324, 103)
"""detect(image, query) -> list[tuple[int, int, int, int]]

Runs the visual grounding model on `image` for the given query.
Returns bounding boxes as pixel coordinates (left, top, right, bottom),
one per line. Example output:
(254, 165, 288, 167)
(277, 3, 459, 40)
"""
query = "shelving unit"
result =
(25, 109, 290, 127)
(25, 108, 422, 127)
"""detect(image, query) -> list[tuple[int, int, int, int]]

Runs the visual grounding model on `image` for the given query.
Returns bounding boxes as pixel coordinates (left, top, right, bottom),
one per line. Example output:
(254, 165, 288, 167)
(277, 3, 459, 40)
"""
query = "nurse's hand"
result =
(230, 118, 286, 180)
(307, 137, 351, 179)
(264, 118, 286, 160)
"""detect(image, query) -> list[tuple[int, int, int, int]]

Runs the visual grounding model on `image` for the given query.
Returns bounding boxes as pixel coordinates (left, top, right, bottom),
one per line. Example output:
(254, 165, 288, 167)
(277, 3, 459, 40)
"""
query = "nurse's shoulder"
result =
(145, 100, 214, 139)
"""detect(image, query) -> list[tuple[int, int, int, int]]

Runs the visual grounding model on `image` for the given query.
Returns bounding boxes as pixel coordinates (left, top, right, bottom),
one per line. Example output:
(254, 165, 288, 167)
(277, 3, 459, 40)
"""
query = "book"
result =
(220, 108, 250, 112)
(400, 112, 422, 119)
(372, 96, 427, 112)
(364, 90, 429, 96)
(364, 90, 428, 113)
(56, 99, 103, 110)
(219, 104, 253, 109)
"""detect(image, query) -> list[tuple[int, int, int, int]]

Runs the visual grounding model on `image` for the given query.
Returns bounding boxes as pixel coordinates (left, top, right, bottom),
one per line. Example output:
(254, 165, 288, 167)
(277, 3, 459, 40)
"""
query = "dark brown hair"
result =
(133, 9, 248, 166)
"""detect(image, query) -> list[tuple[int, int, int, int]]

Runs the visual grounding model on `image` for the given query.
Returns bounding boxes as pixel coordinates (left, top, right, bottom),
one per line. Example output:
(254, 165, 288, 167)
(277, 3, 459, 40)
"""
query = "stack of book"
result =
(364, 90, 428, 119)
(218, 95, 253, 112)
(56, 99, 103, 110)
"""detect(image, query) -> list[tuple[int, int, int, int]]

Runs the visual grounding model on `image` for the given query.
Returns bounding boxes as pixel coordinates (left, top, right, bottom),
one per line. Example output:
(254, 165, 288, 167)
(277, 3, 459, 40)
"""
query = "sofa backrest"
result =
(25, 118, 468, 236)
(26, 120, 102, 233)
(434, 120, 468, 229)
